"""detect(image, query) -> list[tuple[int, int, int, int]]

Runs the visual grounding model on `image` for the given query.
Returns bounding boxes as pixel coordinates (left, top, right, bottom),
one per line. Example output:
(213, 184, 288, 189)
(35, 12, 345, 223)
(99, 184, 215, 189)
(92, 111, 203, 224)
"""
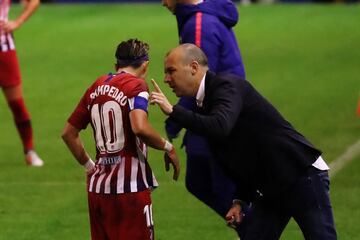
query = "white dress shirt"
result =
(196, 73, 206, 107)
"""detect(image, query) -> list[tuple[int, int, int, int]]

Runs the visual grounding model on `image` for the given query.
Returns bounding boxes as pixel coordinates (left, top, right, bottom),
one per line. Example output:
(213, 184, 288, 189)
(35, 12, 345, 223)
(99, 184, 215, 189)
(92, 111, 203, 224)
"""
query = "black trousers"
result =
(185, 153, 250, 238)
(244, 168, 337, 240)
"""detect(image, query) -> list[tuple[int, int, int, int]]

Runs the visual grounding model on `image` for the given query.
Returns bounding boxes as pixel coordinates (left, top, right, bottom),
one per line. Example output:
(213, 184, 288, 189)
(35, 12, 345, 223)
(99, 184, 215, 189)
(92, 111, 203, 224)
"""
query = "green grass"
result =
(0, 3, 359, 239)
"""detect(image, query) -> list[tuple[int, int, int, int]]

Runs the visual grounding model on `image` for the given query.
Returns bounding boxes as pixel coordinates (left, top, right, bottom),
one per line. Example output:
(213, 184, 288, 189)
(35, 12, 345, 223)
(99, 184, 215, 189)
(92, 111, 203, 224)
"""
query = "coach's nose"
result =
(164, 73, 172, 84)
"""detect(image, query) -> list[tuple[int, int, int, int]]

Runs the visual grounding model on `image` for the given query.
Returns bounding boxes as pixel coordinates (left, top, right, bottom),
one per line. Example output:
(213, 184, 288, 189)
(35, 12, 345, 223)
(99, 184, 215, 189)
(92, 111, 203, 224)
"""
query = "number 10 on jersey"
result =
(91, 101, 125, 154)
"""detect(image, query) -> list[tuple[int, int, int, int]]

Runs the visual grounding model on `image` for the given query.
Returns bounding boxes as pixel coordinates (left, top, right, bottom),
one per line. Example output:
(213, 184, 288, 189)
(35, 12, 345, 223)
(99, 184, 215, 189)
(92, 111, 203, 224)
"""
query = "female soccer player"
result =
(0, 0, 43, 166)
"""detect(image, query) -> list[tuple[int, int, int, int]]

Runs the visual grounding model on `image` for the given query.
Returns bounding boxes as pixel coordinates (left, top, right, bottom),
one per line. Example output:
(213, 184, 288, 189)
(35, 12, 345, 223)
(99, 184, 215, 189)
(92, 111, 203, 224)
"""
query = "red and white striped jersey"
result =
(68, 72, 158, 194)
(0, 0, 15, 52)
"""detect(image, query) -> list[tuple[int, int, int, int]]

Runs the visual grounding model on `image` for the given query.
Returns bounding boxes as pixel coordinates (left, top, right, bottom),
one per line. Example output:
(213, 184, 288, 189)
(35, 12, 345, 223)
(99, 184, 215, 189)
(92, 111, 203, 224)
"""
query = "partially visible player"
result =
(0, 0, 43, 166)
(62, 39, 180, 240)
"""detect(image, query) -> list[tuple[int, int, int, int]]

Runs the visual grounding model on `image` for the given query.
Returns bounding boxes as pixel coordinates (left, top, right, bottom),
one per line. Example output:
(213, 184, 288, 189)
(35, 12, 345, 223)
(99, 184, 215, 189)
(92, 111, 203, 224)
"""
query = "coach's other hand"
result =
(150, 79, 173, 115)
(225, 200, 244, 228)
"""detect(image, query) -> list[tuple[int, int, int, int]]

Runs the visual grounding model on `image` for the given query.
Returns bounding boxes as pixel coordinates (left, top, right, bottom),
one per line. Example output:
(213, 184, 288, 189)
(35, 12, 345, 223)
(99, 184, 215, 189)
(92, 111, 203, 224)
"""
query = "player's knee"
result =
(8, 98, 31, 122)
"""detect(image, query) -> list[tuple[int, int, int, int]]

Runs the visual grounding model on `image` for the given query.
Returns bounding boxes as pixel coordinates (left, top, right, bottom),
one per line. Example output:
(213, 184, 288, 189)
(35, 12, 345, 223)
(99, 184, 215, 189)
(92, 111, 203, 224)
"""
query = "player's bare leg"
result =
(3, 85, 43, 166)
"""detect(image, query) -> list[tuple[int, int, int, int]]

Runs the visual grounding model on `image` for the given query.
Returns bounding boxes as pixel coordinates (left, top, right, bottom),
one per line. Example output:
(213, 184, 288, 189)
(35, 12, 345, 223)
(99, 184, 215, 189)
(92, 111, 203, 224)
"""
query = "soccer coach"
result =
(150, 44, 337, 240)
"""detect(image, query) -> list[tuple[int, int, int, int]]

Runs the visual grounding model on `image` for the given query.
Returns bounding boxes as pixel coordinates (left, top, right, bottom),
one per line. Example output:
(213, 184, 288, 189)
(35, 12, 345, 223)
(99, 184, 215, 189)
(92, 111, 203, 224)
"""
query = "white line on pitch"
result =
(1, 141, 359, 185)
(329, 139, 360, 178)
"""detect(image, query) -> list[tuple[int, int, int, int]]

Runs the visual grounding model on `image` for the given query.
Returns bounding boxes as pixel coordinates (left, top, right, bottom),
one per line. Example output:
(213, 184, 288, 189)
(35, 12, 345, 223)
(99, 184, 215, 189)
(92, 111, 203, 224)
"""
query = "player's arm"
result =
(0, 0, 40, 33)
(130, 109, 168, 150)
(61, 123, 95, 173)
(129, 109, 180, 180)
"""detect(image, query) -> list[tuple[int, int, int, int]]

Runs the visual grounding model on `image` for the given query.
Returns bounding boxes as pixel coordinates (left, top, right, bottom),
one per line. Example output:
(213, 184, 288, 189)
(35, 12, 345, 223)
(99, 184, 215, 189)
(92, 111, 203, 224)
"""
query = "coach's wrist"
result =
(83, 159, 95, 172)
(166, 105, 173, 115)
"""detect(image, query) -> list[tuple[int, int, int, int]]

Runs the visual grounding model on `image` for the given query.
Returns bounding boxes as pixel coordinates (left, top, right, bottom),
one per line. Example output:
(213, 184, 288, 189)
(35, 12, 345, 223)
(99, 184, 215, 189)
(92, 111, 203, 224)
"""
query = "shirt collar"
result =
(196, 73, 206, 107)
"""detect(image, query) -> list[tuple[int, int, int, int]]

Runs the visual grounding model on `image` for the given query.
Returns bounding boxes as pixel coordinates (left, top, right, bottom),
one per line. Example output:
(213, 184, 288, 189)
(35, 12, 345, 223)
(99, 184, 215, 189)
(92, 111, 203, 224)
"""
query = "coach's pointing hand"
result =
(150, 79, 173, 115)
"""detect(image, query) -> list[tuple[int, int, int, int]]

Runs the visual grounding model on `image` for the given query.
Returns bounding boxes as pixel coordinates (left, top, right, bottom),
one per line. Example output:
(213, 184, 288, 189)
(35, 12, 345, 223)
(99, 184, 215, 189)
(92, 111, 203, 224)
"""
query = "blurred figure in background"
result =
(0, 0, 43, 166)
(162, 0, 249, 238)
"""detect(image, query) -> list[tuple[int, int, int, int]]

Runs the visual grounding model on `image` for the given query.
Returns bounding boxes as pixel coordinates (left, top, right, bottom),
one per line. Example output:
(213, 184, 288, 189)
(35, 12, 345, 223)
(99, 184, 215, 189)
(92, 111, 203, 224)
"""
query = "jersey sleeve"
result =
(68, 90, 90, 130)
(127, 79, 149, 113)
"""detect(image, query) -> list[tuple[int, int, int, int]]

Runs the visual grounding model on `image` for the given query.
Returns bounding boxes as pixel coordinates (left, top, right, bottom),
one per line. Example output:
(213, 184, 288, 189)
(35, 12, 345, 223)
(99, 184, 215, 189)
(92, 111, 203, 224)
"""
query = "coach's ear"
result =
(190, 60, 199, 75)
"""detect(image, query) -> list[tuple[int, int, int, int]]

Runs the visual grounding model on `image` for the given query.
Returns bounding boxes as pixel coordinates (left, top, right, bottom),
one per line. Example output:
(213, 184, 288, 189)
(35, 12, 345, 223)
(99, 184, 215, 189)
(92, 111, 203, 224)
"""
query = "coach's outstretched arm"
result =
(150, 78, 242, 139)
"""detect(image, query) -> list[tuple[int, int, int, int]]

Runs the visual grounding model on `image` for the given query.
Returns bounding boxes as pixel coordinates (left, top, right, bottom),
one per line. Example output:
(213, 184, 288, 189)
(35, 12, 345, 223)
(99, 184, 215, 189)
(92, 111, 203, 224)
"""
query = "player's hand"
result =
(86, 165, 97, 176)
(225, 201, 244, 228)
(150, 79, 173, 115)
(0, 20, 20, 33)
(83, 159, 96, 176)
(164, 147, 180, 181)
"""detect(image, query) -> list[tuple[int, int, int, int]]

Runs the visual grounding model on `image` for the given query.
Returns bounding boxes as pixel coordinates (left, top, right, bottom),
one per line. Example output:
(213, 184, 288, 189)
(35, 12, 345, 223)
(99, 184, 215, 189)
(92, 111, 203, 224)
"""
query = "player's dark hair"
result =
(115, 39, 150, 69)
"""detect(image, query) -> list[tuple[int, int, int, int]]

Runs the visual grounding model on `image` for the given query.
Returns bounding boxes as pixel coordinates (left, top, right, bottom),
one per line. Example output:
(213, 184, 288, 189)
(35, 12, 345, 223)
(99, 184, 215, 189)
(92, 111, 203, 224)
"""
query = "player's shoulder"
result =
(120, 73, 144, 83)
(113, 73, 149, 95)
(114, 73, 146, 87)
(87, 74, 110, 89)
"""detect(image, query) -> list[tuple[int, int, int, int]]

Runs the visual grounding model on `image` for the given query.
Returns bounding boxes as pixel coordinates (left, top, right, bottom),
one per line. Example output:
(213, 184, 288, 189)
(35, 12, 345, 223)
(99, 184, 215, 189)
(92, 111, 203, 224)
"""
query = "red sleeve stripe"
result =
(195, 12, 203, 47)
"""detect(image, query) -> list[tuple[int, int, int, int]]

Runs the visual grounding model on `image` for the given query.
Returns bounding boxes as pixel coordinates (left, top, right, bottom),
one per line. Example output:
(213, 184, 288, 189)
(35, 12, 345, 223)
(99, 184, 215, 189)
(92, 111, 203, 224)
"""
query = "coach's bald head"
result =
(167, 43, 208, 67)
(164, 44, 209, 97)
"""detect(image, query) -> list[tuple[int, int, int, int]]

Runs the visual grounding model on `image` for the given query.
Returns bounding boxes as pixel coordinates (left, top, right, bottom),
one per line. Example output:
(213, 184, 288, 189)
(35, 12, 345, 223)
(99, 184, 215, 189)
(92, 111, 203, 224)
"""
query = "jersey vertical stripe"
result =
(0, 0, 15, 52)
(195, 12, 202, 47)
(123, 156, 132, 193)
(116, 157, 125, 193)
(89, 166, 101, 191)
(95, 166, 107, 193)
(139, 150, 149, 189)
(104, 164, 117, 194)
(88, 155, 158, 194)
(130, 157, 139, 192)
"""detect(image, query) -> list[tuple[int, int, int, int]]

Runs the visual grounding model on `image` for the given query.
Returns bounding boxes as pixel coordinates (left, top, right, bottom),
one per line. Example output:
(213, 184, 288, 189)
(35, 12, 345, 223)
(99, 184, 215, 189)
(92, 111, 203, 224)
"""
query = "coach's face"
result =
(164, 50, 197, 97)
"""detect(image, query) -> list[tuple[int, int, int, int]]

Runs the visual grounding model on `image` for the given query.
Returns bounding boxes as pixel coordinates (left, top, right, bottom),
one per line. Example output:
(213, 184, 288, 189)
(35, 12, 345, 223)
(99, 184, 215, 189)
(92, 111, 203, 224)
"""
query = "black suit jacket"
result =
(169, 71, 322, 201)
